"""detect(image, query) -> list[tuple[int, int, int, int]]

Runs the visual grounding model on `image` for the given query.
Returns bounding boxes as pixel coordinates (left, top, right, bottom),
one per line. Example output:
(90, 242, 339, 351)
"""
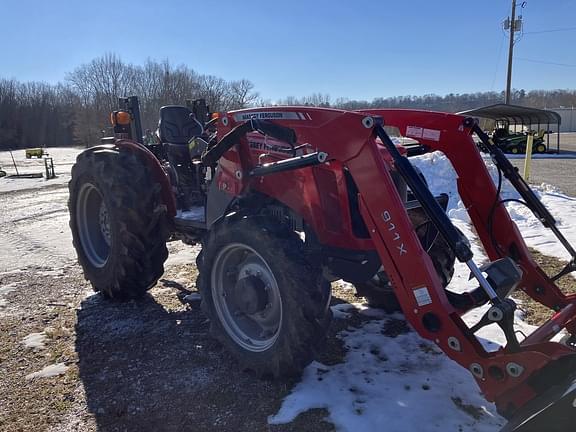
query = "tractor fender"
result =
(84, 141, 177, 217)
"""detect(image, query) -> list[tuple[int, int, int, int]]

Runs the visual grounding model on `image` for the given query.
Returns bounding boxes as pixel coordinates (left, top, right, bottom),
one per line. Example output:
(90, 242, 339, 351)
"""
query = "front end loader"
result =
(68, 100, 576, 431)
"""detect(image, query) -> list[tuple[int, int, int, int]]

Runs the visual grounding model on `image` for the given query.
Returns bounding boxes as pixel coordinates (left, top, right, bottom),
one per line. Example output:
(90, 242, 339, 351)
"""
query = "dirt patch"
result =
(380, 318, 411, 338)
(0, 259, 365, 432)
(0, 266, 88, 431)
(451, 397, 484, 420)
(514, 248, 576, 325)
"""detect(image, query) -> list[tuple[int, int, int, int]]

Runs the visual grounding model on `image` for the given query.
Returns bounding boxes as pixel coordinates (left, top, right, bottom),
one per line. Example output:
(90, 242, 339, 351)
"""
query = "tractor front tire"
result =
(356, 233, 456, 312)
(68, 146, 169, 299)
(197, 216, 332, 378)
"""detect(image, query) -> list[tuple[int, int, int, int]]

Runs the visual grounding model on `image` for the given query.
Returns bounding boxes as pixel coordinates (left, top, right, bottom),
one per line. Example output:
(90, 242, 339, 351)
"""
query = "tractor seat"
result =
(158, 105, 203, 145)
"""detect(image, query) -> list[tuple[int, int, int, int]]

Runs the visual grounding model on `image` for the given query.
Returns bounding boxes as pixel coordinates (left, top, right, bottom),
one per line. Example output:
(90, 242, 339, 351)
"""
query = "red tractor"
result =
(69, 97, 576, 431)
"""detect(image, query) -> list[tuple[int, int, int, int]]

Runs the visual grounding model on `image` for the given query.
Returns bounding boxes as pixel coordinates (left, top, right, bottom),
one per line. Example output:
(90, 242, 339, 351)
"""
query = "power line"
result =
(524, 26, 576, 35)
(516, 57, 576, 68)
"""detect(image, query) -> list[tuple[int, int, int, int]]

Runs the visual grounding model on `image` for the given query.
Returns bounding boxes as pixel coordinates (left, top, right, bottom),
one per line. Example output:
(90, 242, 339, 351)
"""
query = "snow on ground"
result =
(272, 151, 576, 431)
(506, 188, 576, 263)
(0, 147, 82, 193)
(331, 303, 355, 319)
(411, 151, 576, 267)
(164, 244, 201, 267)
(21, 332, 47, 350)
(0, 147, 82, 273)
(25, 362, 69, 380)
(271, 322, 504, 431)
(0, 281, 21, 312)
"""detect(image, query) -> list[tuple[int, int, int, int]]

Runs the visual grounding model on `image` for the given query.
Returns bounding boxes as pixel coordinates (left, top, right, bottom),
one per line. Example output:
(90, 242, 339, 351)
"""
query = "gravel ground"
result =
(502, 133, 576, 196)
(510, 158, 576, 196)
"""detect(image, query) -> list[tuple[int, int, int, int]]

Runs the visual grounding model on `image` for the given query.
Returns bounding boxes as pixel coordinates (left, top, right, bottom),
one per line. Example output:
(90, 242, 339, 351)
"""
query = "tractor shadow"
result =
(74, 291, 320, 432)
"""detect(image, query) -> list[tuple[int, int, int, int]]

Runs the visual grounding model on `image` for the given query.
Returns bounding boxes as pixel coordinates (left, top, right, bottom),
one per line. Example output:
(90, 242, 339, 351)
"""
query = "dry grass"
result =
(514, 248, 576, 325)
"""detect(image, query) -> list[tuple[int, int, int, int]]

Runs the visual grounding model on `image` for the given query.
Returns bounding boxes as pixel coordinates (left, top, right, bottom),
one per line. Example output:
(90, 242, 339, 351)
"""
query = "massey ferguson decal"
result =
(233, 111, 311, 122)
(247, 134, 294, 156)
(248, 140, 293, 156)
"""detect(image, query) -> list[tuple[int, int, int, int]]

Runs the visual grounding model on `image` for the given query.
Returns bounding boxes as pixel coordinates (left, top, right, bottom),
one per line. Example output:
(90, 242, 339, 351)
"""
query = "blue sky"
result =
(0, 0, 575, 101)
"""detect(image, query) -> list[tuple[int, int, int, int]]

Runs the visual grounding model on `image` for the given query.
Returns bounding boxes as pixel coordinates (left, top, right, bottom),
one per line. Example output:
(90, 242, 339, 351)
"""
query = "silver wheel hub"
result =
(211, 243, 282, 352)
(76, 183, 111, 268)
(98, 202, 111, 246)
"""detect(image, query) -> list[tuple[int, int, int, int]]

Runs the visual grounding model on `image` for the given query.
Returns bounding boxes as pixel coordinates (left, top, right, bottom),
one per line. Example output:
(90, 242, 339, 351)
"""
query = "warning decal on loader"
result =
(422, 128, 441, 141)
(406, 126, 423, 139)
(234, 111, 311, 122)
(413, 287, 433, 306)
(406, 126, 441, 142)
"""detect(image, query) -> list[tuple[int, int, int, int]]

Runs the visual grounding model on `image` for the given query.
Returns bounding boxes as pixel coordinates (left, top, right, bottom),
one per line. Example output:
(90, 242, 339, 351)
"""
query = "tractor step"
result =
(174, 207, 206, 230)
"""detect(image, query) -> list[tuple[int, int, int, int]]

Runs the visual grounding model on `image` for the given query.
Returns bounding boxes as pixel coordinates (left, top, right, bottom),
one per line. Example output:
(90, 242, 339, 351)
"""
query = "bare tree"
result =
(228, 79, 259, 109)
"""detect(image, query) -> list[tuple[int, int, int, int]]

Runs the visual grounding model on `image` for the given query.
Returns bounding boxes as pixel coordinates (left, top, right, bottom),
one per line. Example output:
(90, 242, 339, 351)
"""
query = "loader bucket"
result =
(502, 373, 576, 432)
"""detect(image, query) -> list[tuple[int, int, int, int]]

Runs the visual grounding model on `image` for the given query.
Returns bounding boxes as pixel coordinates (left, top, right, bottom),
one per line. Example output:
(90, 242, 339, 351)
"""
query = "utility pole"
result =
(504, 1, 524, 104)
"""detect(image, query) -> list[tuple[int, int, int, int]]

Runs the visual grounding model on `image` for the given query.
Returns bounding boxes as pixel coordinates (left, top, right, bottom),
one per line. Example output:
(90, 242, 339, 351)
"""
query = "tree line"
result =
(1, 53, 576, 150)
(276, 89, 576, 113)
(0, 54, 258, 150)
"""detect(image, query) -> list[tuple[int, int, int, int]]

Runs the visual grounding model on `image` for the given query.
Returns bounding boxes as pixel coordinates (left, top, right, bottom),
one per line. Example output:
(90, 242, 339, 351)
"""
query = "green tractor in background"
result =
(492, 128, 547, 154)
(25, 148, 47, 159)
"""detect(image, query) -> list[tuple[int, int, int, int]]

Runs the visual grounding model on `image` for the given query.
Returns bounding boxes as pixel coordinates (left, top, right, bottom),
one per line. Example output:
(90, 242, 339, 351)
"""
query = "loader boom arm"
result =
(216, 107, 576, 427)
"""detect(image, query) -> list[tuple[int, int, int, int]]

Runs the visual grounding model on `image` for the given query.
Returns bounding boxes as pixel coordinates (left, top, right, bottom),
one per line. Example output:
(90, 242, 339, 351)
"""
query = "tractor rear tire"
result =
(197, 215, 332, 378)
(68, 146, 169, 299)
(356, 233, 455, 312)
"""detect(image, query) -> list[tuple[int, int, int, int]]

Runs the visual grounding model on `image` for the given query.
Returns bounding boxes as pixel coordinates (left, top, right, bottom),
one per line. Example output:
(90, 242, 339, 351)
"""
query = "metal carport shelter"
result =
(458, 104, 562, 153)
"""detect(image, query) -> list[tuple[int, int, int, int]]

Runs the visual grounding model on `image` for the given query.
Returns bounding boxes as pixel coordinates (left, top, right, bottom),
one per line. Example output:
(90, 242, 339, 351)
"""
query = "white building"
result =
(549, 108, 576, 132)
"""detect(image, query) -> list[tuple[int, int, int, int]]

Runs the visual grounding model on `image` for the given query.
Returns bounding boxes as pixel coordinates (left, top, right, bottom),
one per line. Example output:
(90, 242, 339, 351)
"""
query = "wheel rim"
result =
(76, 183, 111, 268)
(511, 147, 518, 154)
(211, 243, 282, 352)
(537, 145, 546, 153)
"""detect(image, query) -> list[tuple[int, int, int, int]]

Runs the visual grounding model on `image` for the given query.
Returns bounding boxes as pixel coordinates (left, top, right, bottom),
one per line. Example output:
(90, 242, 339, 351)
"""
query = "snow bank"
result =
(506, 189, 576, 262)
(270, 315, 503, 431)
(411, 151, 576, 264)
